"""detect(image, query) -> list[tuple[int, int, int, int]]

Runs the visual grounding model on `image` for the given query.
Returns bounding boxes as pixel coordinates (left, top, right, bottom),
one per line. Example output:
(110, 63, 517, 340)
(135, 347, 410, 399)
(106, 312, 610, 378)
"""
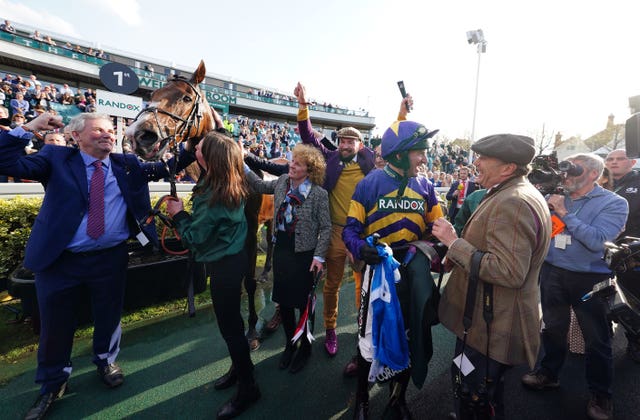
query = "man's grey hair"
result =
(565, 152, 604, 178)
(66, 113, 113, 133)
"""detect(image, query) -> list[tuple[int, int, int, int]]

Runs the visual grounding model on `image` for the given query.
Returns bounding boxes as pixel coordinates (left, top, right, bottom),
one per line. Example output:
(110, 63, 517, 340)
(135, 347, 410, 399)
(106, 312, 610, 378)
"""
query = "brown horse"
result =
(126, 60, 268, 350)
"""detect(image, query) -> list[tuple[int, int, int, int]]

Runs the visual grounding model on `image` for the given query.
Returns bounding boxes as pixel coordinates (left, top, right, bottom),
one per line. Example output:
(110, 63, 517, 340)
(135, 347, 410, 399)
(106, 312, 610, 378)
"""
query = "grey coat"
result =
(246, 171, 331, 257)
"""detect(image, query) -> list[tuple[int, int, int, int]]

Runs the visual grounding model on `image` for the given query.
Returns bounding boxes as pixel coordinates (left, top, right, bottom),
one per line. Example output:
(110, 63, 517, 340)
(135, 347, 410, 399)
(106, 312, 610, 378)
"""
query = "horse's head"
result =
(125, 60, 215, 161)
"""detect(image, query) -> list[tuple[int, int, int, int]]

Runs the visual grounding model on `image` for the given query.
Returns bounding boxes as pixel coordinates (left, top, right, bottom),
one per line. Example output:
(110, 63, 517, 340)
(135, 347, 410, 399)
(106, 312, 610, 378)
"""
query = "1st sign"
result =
(99, 62, 140, 94)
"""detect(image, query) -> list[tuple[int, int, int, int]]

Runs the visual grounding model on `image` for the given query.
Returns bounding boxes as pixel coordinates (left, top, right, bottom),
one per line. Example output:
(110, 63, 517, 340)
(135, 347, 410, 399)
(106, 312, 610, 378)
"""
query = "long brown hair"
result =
(193, 131, 248, 208)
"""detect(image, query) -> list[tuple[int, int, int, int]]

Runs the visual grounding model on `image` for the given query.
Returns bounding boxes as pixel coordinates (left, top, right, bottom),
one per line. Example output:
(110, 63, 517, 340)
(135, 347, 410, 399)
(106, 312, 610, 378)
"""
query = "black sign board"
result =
(99, 62, 140, 94)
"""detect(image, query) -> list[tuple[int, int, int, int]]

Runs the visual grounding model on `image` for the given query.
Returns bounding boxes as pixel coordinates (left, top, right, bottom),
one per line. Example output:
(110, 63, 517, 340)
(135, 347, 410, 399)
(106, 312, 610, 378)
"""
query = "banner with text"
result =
(96, 89, 143, 119)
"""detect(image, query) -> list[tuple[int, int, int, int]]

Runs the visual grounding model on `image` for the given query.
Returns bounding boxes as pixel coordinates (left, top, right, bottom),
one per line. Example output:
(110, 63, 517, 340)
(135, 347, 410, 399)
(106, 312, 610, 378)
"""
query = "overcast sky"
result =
(1, 0, 639, 142)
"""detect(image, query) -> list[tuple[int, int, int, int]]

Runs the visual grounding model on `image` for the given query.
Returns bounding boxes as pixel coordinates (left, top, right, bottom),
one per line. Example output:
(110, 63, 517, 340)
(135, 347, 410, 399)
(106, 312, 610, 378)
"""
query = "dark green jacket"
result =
(173, 189, 247, 263)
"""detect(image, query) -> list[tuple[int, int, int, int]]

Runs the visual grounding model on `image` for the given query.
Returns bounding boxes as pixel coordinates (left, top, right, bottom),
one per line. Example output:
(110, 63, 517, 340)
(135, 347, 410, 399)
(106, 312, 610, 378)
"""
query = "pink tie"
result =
(87, 160, 105, 239)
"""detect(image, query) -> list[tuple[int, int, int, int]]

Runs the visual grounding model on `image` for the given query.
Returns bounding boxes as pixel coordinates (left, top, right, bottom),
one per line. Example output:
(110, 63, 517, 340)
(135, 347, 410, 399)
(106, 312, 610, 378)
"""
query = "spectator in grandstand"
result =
(75, 94, 87, 111)
(0, 105, 9, 130)
(442, 173, 453, 187)
(85, 97, 97, 113)
(1, 81, 13, 99)
(44, 35, 56, 46)
(42, 130, 67, 146)
(295, 81, 376, 367)
(245, 143, 330, 374)
(166, 133, 261, 419)
(0, 112, 196, 420)
(10, 113, 26, 128)
(10, 92, 30, 116)
(73, 44, 84, 54)
(521, 153, 627, 420)
(41, 85, 56, 104)
(59, 92, 74, 105)
(270, 138, 282, 159)
(59, 83, 74, 97)
(96, 50, 106, 59)
(0, 19, 16, 34)
(30, 30, 43, 41)
(62, 42, 73, 50)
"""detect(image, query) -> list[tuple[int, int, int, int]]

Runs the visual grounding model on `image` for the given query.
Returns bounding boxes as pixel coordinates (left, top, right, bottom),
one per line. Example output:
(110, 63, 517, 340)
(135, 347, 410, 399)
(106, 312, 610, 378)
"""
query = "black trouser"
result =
(452, 339, 510, 420)
(617, 270, 640, 343)
(538, 263, 612, 397)
(206, 251, 254, 385)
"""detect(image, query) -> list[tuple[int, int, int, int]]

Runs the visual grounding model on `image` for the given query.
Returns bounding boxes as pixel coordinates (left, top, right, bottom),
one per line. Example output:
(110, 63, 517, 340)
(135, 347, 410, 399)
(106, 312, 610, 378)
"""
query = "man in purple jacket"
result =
(294, 82, 375, 371)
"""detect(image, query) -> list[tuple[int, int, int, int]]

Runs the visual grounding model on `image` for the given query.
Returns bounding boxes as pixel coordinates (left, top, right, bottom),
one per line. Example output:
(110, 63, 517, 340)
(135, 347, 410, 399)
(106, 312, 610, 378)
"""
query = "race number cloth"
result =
(358, 237, 410, 380)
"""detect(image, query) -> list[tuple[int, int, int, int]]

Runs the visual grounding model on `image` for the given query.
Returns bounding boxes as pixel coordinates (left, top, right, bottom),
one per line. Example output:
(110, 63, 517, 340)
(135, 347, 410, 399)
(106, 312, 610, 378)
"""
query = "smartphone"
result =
(397, 81, 411, 112)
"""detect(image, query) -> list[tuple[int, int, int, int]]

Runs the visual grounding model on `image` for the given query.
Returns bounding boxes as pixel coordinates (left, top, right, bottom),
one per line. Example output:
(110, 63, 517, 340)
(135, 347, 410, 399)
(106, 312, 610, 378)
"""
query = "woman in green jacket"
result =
(167, 132, 259, 420)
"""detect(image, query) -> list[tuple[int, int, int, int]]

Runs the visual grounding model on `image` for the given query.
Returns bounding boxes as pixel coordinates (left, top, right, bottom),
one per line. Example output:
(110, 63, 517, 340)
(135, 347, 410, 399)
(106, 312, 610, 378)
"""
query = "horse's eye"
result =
(183, 95, 193, 103)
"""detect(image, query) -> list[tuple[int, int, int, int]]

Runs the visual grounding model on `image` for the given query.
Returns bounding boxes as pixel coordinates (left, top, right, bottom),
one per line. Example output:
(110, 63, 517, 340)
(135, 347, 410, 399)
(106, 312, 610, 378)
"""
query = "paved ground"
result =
(1, 278, 639, 419)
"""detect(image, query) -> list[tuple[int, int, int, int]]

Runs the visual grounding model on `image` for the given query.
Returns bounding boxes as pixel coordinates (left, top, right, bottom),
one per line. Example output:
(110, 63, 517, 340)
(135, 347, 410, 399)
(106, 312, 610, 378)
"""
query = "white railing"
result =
(0, 182, 195, 199)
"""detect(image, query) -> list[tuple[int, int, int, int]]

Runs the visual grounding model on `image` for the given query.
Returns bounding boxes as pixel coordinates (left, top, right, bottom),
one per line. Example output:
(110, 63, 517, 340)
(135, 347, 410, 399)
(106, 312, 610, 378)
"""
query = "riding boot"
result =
(354, 352, 372, 420)
(384, 369, 412, 420)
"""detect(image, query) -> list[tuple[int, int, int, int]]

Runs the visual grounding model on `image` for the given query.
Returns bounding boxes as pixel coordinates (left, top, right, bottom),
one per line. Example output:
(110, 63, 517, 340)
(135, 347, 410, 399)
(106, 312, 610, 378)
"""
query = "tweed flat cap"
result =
(337, 127, 363, 141)
(471, 134, 536, 165)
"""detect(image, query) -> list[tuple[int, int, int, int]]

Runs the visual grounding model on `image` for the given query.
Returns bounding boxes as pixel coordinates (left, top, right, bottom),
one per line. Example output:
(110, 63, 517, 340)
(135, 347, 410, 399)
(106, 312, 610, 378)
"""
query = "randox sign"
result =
(95, 89, 143, 119)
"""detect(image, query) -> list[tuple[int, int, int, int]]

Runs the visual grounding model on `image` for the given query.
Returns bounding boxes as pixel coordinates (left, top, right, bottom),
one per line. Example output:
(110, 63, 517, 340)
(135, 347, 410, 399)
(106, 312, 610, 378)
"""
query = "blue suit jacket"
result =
(0, 131, 195, 272)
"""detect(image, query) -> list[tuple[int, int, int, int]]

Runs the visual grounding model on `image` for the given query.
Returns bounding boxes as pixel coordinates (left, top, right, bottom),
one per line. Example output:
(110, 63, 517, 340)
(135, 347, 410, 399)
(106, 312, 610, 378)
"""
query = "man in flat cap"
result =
(432, 134, 552, 419)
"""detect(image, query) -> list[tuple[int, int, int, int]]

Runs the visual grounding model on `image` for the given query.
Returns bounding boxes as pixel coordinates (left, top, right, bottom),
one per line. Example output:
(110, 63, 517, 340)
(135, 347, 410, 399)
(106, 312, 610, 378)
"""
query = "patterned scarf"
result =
(276, 177, 312, 235)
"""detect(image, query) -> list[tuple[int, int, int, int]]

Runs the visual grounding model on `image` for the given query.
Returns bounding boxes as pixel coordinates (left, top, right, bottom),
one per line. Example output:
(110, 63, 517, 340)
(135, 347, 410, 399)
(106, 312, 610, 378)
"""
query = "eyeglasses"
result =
(375, 153, 383, 159)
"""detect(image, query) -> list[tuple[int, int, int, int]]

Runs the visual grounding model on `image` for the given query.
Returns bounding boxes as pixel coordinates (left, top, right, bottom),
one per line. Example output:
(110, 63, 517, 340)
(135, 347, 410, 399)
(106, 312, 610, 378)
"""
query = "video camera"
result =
(528, 151, 584, 195)
(583, 237, 640, 337)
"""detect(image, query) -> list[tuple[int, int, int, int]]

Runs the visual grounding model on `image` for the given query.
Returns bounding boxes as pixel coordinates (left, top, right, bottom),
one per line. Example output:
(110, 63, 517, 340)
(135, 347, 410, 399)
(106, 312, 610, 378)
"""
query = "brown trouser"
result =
(323, 224, 363, 329)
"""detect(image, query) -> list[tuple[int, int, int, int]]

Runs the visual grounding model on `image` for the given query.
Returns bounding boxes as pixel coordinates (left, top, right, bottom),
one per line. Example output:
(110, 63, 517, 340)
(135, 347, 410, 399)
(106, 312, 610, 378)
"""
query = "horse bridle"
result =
(135, 76, 207, 256)
(133, 75, 206, 156)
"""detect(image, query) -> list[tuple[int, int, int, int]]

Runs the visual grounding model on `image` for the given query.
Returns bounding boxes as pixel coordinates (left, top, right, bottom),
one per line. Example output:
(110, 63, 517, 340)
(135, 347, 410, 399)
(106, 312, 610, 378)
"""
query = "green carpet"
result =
(0, 277, 455, 419)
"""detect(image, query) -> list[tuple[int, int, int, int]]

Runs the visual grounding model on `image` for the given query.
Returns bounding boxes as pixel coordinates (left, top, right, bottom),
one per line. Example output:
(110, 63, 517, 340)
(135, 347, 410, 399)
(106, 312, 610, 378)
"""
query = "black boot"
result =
(214, 364, 237, 390)
(353, 352, 372, 420)
(279, 343, 296, 370)
(289, 340, 311, 374)
(384, 369, 412, 420)
(216, 380, 261, 420)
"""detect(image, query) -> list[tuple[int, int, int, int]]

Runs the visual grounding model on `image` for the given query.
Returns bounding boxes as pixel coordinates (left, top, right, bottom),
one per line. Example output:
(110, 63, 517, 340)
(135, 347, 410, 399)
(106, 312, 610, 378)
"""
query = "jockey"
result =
(342, 119, 443, 419)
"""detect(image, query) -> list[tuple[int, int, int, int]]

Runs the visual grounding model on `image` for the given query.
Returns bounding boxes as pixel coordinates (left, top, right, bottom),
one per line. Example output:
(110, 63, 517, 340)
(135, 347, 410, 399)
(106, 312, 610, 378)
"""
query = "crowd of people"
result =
(0, 71, 98, 122)
(2, 63, 639, 420)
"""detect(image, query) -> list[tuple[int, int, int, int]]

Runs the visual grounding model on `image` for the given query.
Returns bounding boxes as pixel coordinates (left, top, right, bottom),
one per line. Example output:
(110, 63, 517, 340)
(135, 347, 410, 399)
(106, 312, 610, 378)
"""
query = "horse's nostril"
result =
(139, 131, 158, 145)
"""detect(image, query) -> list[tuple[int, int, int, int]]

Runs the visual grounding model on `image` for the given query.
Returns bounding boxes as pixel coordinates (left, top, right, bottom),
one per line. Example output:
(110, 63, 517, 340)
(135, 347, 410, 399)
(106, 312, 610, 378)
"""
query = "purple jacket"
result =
(298, 116, 375, 192)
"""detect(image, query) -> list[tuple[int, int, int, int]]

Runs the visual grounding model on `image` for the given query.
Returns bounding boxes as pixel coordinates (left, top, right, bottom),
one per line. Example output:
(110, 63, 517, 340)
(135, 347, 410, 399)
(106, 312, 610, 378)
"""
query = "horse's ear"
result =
(191, 60, 206, 84)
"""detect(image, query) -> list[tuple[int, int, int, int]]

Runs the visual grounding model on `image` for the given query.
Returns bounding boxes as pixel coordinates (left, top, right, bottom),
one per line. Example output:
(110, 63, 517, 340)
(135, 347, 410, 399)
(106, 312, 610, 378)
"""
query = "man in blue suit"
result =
(0, 112, 195, 420)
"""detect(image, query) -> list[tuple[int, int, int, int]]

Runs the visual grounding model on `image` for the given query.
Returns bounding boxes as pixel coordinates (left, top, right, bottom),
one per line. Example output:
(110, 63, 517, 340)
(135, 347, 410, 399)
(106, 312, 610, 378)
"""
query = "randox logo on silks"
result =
(377, 197, 425, 213)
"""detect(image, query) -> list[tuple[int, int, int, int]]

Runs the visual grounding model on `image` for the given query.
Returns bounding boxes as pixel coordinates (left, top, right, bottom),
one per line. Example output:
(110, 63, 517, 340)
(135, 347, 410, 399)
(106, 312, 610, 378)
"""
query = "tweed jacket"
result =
(246, 171, 331, 257)
(439, 176, 551, 368)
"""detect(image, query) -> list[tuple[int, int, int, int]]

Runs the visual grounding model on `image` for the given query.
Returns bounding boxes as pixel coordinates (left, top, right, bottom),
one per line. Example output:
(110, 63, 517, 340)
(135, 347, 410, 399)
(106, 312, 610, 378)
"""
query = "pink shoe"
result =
(324, 328, 338, 356)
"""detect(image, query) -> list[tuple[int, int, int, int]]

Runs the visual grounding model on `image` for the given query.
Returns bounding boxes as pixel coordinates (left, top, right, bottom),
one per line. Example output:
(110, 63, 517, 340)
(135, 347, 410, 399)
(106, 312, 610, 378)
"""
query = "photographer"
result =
(605, 149, 640, 361)
(521, 153, 628, 420)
